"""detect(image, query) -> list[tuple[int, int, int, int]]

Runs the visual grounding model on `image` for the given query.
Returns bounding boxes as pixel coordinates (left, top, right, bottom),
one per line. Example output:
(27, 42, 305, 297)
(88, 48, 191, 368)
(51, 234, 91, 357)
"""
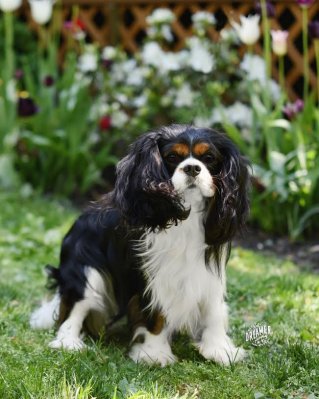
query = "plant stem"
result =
(4, 11, 14, 82)
(278, 55, 285, 91)
(302, 6, 309, 100)
(314, 40, 319, 106)
(260, 0, 271, 110)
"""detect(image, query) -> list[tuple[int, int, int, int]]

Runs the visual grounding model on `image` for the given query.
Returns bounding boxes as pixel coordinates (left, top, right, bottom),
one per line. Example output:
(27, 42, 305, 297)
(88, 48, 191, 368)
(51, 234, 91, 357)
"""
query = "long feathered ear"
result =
(112, 131, 189, 230)
(204, 140, 250, 247)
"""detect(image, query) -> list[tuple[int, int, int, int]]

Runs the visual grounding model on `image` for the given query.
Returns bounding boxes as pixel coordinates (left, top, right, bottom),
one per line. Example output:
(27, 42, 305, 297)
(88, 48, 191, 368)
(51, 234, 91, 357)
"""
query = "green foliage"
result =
(15, 52, 118, 195)
(1, 191, 319, 398)
(0, 7, 319, 237)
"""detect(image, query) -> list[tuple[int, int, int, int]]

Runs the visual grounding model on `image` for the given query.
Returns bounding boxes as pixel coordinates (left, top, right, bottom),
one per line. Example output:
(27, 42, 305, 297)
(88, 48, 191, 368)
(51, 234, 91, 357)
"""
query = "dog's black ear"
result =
(204, 139, 250, 247)
(112, 130, 189, 230)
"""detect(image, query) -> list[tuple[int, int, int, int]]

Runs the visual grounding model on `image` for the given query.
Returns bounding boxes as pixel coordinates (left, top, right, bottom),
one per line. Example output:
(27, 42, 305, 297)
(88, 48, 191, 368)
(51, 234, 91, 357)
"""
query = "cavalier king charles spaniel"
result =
(30, 124, 250, 366)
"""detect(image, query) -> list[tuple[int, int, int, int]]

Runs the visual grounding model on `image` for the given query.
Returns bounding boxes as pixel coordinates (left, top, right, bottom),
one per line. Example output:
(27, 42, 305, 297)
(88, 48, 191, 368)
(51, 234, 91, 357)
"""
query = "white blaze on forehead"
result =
(172, 157, 215, 198)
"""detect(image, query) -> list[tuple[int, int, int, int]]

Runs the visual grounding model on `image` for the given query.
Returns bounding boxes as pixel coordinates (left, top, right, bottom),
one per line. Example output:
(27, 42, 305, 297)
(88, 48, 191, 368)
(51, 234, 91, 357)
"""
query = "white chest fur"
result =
(138, 189, 223, 334)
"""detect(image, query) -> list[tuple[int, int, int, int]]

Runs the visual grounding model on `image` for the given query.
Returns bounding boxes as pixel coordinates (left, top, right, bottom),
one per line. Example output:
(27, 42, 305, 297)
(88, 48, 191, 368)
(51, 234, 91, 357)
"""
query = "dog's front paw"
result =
(129, 342, 176, 367)
(129, 327, 176, 367)
(49, 336, 86, 351)
(197, 336, 246, 366)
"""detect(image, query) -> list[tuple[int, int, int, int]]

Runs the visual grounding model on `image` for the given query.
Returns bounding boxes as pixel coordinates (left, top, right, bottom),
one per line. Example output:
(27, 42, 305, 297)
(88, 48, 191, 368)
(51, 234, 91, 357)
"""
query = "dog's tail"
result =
(30, 264, 61, 330)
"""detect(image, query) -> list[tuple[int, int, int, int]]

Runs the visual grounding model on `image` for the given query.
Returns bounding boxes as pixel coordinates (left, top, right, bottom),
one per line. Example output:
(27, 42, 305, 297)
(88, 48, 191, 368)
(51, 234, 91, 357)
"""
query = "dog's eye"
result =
(165, 153, 182, 164)
(201, 153, 214, 164)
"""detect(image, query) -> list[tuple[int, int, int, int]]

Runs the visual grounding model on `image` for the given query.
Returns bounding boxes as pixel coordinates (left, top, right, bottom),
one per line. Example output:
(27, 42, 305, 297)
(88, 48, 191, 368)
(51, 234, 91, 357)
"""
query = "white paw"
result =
(129, 342, 176, 367)
(49, 336, 86, 351)
(129, 327, 176, 367)
(197, 337, 246, 366)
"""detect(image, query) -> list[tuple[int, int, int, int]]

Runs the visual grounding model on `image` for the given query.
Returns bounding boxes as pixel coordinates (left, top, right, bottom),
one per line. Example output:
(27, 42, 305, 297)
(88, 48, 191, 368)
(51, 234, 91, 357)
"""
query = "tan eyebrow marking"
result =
(169, 143, 190, 157)
(193, 142, 211, 156)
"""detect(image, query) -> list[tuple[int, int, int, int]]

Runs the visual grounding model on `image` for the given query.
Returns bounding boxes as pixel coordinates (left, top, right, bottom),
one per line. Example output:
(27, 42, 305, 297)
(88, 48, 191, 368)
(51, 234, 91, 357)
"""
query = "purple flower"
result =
(14, 69, 24, 80)
(43, 75, 55, 86)
(296, 0, 315, 7)
(282, 99, 304, 120)
(309, 21, 319, 39)
(18, 97, 38, 117)
(255, 1, 275, 18)
(102, 59, 113, 70)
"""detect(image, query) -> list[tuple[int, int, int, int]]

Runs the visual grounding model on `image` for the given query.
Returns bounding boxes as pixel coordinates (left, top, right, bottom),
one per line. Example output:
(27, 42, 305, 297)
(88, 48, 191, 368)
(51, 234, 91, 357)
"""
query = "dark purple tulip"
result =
(43, 75, 55, 87)
(102, 59, 113, 70)
(18, 97, 38, 117)
(309, 21, 319, 39)
(296, 0, 315, 7)
(14, 69, 24, 80)
(255, 1, 275, 18)
(282, 99, 304, 120)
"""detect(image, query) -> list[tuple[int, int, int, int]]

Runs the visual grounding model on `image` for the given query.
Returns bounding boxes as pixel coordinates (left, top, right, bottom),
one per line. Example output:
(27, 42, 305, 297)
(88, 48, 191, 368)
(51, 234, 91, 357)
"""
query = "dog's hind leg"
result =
(49, 267, 108, 351)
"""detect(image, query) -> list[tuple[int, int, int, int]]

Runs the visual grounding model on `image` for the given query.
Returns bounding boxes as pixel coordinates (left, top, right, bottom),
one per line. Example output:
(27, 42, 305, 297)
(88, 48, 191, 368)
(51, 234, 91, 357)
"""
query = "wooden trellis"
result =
(20, 0, 319, 99)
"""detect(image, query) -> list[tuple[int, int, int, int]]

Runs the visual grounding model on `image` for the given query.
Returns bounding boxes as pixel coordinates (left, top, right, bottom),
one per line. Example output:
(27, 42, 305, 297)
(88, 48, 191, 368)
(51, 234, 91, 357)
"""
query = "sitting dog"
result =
(30, 124, 250, 366)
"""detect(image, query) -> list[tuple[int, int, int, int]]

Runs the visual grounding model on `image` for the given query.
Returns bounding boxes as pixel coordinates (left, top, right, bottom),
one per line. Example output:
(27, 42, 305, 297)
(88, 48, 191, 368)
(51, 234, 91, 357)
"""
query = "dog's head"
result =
(113, 124, 250, 245)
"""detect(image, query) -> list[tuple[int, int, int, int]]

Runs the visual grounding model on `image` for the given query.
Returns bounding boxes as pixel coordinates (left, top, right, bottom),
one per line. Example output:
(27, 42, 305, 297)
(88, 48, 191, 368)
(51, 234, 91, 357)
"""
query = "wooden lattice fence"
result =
(20, 0, 319, 99)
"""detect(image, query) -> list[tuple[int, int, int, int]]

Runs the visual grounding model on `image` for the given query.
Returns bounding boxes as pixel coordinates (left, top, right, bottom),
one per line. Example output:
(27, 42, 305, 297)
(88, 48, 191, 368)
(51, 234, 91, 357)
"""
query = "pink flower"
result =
(296, 0, 315, 7)
(271, 30, 289, 56)
(282, 99, 304, 120)
(64, 19, 86, 40)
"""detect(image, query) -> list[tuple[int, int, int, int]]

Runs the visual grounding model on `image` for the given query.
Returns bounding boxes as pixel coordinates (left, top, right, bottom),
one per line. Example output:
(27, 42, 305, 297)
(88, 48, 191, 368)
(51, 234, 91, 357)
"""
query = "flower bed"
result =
(0, 1, 319, 238)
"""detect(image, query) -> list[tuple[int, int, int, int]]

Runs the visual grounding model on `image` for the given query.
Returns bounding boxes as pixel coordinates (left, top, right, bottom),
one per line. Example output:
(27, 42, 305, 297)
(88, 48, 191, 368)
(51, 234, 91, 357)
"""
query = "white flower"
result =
(111, 110, 128, 128)
(141, 42, 163, 66)
(271, 30, 289, 56)
(111, 59, 138, 82)
(147, 24, 174, 42)
(146, 8, 175, 25)
(132, 95, 147, 108)
(210, 107, 223, 125)
(174, 84, 195, 107)
(142, 42, 182, 73)
(0, 0, 22, 12)
(126, 67, 147, 86)
(193, 116, 213, 128)
(78, 48, 97, 73)
(241, 54, 282, 100)
(210, 103, 253, 128)
(28, 0, 55, 25)
(240, 54, 266, 83)
(188, 37, 215, 74)
(192, 11, 216, 27)
(101, 46, 117, 60)
(160, 52, 181, 72)
(231, 15, 260, 46)
(225, 102, 253, 128)
(160, 25, 174, 42)
(220, 28, 240, 44)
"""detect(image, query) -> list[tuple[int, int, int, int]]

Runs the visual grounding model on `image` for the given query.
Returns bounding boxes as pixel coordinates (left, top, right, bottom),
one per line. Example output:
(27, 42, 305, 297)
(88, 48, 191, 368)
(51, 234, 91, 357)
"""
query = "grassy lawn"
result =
(0, 190, 318, 399)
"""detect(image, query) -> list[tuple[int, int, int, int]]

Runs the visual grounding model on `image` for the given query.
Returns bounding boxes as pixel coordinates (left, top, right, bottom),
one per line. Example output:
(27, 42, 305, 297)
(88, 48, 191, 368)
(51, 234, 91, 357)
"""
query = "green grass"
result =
(0, 190, 318, 399)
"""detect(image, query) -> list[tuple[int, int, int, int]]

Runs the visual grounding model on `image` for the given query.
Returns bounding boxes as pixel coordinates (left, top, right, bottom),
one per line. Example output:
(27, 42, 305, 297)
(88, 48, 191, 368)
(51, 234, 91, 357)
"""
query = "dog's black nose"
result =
(183, 164, 201, 177)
